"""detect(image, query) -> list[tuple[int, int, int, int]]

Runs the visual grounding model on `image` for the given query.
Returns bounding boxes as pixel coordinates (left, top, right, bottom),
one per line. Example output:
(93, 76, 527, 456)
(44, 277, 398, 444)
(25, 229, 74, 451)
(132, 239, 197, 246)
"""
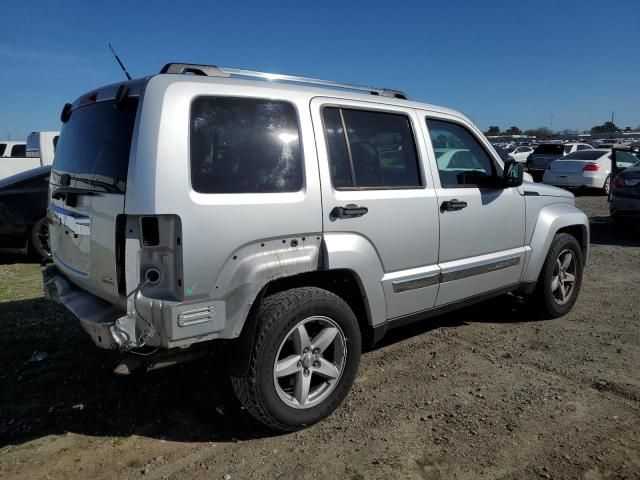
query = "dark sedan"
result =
(0, 166, 51, 257)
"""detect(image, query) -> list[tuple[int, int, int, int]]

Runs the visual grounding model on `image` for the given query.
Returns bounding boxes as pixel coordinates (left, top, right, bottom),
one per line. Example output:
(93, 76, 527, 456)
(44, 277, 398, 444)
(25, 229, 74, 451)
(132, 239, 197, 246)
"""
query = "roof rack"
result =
(159, 63, 409, 100)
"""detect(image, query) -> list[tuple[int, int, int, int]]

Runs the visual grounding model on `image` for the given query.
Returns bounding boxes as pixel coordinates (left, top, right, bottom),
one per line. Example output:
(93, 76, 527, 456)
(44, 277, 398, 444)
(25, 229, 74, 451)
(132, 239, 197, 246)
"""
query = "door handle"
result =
(440, 199, 467, 212)
(330, 204, 368, 219)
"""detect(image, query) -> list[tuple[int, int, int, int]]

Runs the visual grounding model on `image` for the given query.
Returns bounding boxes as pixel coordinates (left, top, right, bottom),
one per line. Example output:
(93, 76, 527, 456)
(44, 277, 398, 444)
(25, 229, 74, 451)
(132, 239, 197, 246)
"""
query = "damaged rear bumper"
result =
(42, 266, 138, 350)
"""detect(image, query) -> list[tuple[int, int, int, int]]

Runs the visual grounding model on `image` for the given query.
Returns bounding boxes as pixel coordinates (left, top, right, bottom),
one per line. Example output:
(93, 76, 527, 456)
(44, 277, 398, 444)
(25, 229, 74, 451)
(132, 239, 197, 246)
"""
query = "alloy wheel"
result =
(551, 249, 576, 305)
(273, 316, 347, 409)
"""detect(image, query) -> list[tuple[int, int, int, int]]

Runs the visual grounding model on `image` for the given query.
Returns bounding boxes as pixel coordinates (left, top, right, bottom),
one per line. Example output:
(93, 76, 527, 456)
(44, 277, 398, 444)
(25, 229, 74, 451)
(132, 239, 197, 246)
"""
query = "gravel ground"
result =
(0, 195, 639, 480)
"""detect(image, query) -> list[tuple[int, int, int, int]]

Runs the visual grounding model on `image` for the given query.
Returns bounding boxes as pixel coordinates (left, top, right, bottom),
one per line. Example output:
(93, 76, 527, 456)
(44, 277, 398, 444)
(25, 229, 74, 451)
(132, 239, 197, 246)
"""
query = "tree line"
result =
(484, 123, 639, 137)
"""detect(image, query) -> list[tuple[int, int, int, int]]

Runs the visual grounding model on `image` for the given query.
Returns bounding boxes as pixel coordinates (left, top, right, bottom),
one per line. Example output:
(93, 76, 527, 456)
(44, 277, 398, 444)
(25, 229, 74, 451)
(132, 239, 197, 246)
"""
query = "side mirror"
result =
(503, 160, 524, 188)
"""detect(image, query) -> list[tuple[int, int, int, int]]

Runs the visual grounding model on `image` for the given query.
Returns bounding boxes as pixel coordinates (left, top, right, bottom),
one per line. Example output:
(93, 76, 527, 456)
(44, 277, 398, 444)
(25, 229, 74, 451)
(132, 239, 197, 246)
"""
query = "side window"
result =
(577, 145, 589, 151)
(190, 96, 303, 194)
(615, 151, 638, 168)
(10, 144, 26, 157)
(322, 107, 422, 189)
(426, 118, 497, 188)
(0, 144, 6, 156)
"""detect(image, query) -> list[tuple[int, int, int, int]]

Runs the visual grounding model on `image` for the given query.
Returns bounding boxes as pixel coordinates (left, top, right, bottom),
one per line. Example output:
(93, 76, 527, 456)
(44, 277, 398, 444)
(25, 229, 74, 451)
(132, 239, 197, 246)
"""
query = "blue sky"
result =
(1, 0, 639, 140)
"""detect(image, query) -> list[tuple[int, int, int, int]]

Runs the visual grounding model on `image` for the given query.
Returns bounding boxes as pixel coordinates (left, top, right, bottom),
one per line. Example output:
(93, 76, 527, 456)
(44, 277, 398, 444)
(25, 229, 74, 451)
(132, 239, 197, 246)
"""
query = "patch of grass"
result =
(0, 262, 44, 302)
(111, 437, 125, 447)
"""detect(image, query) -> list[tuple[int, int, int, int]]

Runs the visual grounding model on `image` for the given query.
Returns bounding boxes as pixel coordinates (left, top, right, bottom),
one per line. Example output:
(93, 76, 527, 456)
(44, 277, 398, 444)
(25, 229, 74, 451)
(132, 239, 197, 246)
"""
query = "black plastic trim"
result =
(372, 283, 521, 342)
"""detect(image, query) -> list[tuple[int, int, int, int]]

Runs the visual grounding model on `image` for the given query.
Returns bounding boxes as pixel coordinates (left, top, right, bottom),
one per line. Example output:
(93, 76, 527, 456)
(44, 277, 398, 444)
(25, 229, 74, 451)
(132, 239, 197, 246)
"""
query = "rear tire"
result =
(30, 217, 51, 258)
(231, 287, 361, 431)
(532, 233, 583, 318)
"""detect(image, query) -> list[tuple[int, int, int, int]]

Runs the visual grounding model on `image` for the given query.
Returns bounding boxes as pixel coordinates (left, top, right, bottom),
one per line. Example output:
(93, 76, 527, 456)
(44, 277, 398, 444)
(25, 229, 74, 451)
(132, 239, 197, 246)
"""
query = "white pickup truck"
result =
(0, 131, 59, 180)
(0, 141, 26, 158)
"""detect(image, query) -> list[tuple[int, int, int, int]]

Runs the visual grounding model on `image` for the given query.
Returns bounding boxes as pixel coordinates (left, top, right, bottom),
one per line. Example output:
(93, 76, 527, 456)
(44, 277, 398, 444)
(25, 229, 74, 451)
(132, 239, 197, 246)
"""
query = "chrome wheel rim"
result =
(273, 316, 347, 409)
(604, 176, 610, 195)
(551, 249, 577, 305)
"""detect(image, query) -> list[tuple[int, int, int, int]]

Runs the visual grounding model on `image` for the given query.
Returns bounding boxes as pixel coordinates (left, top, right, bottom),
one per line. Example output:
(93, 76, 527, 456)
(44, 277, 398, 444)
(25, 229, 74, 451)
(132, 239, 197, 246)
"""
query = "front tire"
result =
(532, 233, 584, 318)
(30, 217, 50, 258)
(231, 287, 361, 431)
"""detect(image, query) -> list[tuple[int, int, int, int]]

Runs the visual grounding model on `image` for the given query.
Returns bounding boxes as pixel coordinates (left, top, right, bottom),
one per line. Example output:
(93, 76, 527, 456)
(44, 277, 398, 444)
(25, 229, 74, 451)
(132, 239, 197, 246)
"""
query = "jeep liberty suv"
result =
(44, 63, 589, 431)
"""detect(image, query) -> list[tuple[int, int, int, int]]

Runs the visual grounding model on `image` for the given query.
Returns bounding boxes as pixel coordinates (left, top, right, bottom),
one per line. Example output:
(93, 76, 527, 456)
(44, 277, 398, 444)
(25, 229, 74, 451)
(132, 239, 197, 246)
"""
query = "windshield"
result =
(52, 98, 138, 192)
(562, 151, 607, 161)
(533, 144, 565, 155)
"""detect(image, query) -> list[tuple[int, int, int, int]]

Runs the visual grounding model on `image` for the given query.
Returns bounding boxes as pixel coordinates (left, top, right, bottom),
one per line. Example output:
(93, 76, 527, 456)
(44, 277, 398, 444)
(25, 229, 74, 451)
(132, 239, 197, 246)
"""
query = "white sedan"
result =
(543, 149, 612, 195)
(508, 145, 534, 163)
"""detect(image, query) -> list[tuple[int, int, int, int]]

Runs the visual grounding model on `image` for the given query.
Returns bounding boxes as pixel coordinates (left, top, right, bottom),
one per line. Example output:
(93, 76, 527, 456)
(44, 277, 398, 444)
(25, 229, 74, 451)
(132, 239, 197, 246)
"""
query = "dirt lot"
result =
(0, 195, 639, 480)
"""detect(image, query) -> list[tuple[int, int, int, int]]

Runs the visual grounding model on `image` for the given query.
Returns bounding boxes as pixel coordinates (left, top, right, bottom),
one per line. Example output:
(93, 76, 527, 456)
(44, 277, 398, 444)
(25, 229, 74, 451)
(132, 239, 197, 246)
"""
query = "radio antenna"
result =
(108, 43, 132, 80)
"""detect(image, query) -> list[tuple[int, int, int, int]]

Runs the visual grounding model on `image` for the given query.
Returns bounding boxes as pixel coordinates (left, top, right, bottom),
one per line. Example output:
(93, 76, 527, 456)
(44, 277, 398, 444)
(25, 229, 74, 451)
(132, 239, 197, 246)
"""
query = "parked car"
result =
(0, 131, 59, 180)
(492, 145, 513, 162)
(0, 166, 51, 257)
(43, 63, 589, 431)
(543, 150, 613, 195)
(0, 141, 26, 158)
(527, 143, 594, 181)
(609, 150, 640, 223)
(508, 145, 534, 163)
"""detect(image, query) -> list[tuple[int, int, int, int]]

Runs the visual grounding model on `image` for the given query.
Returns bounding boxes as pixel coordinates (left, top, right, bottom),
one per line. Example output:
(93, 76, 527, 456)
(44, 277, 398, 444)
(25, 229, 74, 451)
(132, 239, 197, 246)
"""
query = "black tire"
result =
(532, 233, 584, 318)
(30, 217, 51, 258)
(231, 287, 361, 431)
(601, 175, 611, 196)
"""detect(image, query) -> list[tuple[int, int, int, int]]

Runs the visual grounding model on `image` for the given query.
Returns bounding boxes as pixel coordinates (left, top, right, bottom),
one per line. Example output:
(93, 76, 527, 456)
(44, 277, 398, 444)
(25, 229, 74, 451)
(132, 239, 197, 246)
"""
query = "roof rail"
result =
(159, 63, 409, 100)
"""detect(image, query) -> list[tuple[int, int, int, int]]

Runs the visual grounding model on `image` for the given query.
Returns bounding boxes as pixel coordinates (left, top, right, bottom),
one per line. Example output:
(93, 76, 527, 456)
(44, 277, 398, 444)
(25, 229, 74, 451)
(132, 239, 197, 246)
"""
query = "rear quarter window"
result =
(190, 96, 303, 194)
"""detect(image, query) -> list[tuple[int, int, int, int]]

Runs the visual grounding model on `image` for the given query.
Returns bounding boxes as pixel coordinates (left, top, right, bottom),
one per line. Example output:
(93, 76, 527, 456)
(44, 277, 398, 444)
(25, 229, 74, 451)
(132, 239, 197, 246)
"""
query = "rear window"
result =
(562, 151, 606, 161)
(533, 144, 565, 155)
(190, 96, 303, 194)
(52, 98, 138, 192)
(10, 144, 26, 157)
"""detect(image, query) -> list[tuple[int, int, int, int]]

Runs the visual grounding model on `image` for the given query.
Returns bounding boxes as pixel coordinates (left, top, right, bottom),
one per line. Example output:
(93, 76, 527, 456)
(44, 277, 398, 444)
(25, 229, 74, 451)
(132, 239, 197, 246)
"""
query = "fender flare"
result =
(522, 203, 589, 284)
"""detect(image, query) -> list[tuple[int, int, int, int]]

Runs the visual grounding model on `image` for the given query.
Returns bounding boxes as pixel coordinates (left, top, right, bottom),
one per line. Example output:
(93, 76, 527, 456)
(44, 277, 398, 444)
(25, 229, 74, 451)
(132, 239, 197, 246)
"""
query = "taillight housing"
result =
(582, 162, 600, 172)
(612, 176, 638, 189)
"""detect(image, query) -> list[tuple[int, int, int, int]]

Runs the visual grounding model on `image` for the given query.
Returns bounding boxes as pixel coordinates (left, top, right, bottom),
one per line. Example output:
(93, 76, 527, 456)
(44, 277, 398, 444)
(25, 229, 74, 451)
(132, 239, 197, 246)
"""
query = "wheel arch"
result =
(228, 268, 375, 377)
(522, 203, 589, 284)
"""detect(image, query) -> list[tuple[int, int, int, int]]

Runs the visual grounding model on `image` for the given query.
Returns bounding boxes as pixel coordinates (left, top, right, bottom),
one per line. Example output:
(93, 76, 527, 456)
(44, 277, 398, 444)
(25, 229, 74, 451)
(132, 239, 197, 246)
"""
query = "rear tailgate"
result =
(49, 89, 139, 305)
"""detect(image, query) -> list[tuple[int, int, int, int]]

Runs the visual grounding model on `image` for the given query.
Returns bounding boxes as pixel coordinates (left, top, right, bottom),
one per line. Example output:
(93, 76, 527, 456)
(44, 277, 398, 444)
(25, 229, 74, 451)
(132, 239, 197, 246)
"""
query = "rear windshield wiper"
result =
(52, 179, 123, 200)
(74, 177, 124, 193)
(52, 186, 98, 200)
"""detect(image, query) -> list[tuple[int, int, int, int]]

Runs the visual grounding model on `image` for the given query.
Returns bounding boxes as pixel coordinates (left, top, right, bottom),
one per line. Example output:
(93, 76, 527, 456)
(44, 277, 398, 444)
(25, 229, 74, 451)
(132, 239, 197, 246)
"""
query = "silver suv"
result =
(44, 64, 589, 431)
